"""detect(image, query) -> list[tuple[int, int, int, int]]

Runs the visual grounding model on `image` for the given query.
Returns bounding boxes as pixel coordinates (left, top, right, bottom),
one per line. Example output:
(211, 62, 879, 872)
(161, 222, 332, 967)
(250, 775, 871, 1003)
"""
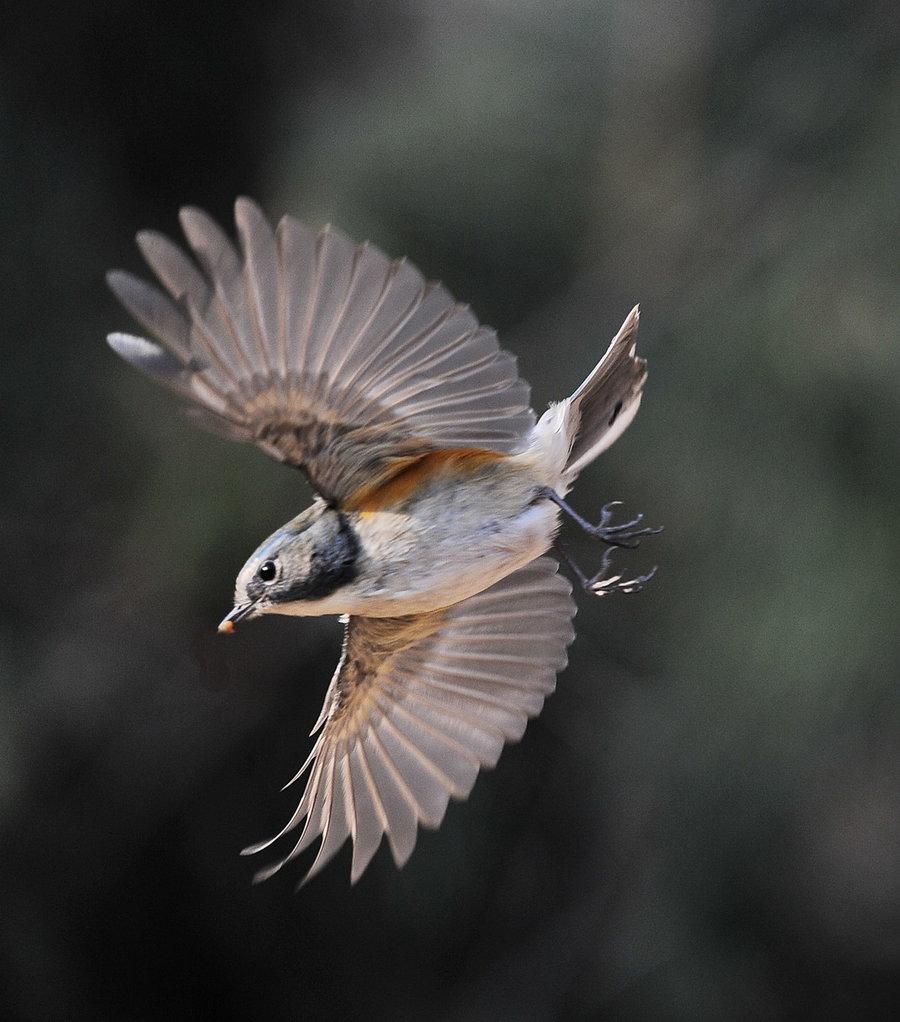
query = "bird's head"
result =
(218, 499, 360, 631)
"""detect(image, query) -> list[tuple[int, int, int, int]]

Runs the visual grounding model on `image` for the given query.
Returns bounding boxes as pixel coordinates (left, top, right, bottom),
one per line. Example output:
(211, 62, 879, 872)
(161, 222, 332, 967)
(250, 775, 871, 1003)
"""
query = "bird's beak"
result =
(217, 602, 258, 634)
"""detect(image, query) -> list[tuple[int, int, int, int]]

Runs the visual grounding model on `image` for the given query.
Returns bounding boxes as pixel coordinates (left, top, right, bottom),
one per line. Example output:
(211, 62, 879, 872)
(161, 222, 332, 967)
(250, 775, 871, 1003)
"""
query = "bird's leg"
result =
(553, 540, 658, 597)
(542, 489, 663, 548)
(544, 488, 661, 596)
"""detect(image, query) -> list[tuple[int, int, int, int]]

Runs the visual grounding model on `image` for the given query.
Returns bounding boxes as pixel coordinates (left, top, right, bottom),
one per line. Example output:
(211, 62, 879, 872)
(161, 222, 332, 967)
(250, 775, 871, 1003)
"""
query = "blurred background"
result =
(2, 1, 899, 1018)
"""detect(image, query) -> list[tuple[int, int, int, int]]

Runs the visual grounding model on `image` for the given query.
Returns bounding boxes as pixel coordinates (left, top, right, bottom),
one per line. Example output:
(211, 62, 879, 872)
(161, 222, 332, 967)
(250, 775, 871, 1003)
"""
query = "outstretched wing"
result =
(107, 198, 535, 501)
(244, 556, 575, 885)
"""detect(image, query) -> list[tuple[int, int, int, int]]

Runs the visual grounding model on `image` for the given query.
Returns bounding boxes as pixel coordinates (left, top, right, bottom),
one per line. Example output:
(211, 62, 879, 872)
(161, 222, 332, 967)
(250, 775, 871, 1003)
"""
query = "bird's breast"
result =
(302, 450, 560, 617)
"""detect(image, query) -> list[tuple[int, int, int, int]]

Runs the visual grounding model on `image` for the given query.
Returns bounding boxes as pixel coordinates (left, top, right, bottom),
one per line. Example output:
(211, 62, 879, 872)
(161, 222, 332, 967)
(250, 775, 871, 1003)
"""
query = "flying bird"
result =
(106, 198, 657, 884)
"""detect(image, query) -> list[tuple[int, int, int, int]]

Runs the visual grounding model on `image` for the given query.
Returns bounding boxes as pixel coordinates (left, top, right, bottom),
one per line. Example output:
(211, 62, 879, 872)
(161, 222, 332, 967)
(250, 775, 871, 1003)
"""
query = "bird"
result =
(106, 197, 657, 885)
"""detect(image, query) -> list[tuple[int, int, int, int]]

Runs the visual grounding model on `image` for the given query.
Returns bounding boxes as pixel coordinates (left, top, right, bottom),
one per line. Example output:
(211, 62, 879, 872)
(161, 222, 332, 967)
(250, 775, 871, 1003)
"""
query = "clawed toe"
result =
(587, 553, 658, 596)
(554, 541, 659, 598)
(593, 501, 662, 547)
(544, 489, 663, 549)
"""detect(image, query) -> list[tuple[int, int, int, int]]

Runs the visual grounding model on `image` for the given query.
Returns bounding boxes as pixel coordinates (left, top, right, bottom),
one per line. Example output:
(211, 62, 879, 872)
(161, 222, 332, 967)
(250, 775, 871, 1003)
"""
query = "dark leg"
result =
(554, 539, 657, 596)
(541, 488, 662, 548)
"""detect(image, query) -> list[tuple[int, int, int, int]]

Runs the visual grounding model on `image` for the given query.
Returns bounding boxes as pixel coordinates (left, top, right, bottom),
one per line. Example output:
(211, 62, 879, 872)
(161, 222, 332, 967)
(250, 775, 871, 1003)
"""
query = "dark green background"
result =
(3, 1, 899, 1019)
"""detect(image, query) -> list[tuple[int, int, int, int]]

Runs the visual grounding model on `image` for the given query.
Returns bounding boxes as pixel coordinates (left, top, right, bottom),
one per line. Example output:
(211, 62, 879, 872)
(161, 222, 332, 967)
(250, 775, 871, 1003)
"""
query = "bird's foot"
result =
(543, 490, 663, 548)
(554, 541, 658, 597)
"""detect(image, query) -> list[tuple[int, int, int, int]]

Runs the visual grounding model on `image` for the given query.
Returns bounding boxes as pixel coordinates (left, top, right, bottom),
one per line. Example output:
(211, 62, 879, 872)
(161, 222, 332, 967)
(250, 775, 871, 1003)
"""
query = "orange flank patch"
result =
(343, 448, 509, 512)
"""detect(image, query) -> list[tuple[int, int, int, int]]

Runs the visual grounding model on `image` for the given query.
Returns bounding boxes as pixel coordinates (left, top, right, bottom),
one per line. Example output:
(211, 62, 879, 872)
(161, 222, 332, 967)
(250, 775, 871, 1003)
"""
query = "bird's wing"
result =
(107, 198, 535, 502)
(244, 555, 575, 885)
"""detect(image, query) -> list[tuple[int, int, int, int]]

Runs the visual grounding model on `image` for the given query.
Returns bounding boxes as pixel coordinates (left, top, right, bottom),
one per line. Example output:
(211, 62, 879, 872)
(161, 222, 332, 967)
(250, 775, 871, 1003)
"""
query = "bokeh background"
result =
(3, 1, 899, 1019)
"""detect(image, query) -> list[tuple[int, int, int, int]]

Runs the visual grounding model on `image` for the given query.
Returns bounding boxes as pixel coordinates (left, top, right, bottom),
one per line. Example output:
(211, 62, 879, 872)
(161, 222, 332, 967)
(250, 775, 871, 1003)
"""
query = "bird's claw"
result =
(587, 546, 658, 596)
(553, 540, 659, 598)
(591, 501, 663, 548)
(542, 489, 662, 550)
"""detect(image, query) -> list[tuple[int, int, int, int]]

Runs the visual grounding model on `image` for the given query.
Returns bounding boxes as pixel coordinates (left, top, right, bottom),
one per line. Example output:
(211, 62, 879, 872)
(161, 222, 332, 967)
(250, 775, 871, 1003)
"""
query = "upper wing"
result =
(243, 555, 576, 885)
(107, 198, 535, 501)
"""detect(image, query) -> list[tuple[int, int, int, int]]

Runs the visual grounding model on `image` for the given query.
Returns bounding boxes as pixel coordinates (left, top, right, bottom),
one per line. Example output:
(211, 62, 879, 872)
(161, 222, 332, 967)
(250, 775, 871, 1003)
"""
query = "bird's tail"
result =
(529, 306, 647, 490)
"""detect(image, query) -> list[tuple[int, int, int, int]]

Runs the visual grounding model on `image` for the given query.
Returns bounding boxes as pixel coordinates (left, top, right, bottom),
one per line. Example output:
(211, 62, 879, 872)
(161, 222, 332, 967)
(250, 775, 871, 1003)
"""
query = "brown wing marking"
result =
(341, 447, 510, 513)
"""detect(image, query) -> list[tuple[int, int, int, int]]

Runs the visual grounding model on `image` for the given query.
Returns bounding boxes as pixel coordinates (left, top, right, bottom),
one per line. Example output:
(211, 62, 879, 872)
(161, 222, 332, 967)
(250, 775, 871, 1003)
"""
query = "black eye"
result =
(257, 560, 278, 583)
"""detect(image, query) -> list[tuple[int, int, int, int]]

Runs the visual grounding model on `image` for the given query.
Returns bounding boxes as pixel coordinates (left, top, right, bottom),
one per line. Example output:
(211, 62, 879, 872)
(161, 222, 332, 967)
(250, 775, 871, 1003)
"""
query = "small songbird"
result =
(107, 198, 657, 885)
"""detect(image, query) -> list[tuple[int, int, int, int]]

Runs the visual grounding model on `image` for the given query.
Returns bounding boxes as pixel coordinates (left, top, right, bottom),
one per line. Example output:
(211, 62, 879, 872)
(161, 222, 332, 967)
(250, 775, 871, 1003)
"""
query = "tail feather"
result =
(562, 305, 646, 478)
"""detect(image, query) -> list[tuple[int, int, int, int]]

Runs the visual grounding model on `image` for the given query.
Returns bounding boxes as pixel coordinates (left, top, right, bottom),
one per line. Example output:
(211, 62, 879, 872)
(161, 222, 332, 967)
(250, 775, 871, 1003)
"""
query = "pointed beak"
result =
(217, 602, 258, 634)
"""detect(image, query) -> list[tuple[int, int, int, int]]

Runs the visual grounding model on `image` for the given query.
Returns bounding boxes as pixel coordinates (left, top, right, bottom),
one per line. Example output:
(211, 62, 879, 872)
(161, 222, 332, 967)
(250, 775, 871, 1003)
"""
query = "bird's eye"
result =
(257, 560, 278, 583)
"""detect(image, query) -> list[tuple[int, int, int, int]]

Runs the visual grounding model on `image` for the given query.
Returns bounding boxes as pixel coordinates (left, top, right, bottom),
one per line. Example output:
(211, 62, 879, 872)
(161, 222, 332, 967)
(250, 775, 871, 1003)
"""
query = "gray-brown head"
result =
(218, 500, 359, 630)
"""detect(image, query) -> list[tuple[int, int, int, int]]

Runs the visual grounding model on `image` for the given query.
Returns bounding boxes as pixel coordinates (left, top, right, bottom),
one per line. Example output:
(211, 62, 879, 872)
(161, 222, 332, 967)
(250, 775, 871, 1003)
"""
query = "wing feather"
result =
(346, 740, 390, 882)
(358, 725, 421, 868)
(135, 228, 210, 311)
(244, 556, 575, 885)
(234, 197, 280, 382)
